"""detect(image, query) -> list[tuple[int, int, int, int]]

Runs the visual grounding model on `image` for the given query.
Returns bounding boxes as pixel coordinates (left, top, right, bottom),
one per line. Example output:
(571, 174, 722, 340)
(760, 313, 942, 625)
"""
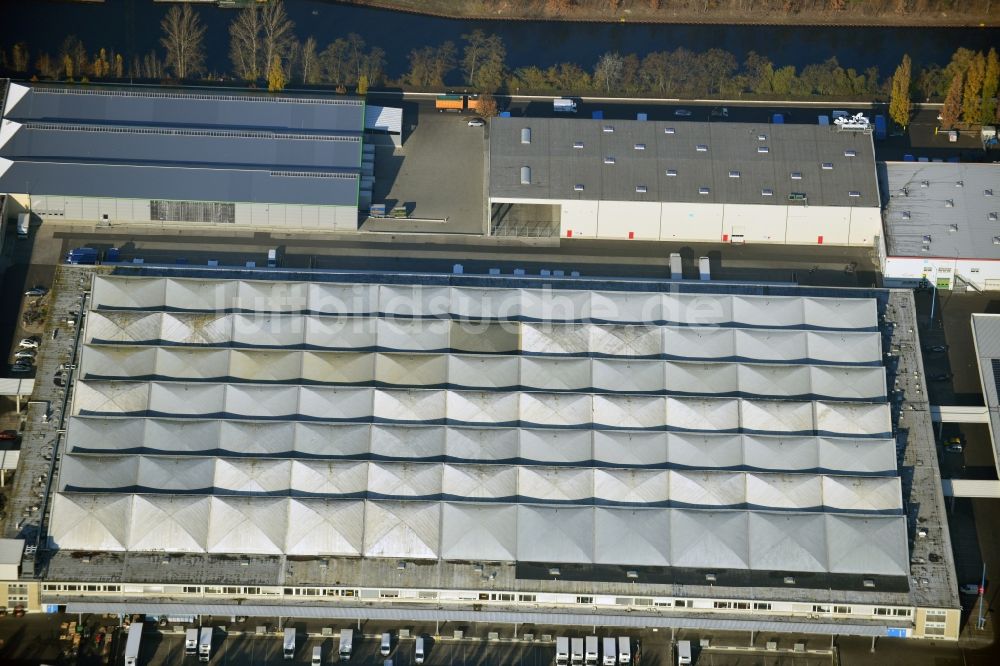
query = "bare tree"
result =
(161, 5, 206, 79)
(260, 0, 295, 81)
(229, 5, 262, 82)
(300, 37, 319, 84)
(594, 52, 624, 94)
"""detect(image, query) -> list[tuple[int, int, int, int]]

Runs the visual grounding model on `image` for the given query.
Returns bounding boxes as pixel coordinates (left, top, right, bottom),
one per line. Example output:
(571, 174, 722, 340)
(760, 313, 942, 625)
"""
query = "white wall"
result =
(27, 195, 357, 231)
(883, 255, 1000, 291)
(497, 195, 877, 247)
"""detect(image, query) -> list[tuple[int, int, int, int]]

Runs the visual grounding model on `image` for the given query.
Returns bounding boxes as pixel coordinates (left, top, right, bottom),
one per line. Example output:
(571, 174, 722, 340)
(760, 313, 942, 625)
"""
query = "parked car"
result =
(945, 443, 964, 453)
(946, 435, 963, 445)
(18, 337, 40, 349)
(928, 373, 953, 382)
(24, 286, 47, 297)
(923, 345, 948, 353)
(960, 583, 984, 595)
(673, 109, 693, 117)
(11, 364, 32, 373)
(0, 430, 19, 441)
(14, 350, 36, 360)
(467, 117, 485, 127)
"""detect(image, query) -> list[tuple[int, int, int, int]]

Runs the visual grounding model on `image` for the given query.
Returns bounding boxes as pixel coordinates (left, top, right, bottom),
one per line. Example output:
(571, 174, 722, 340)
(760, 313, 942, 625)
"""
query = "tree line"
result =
(2, 0, 998, 121)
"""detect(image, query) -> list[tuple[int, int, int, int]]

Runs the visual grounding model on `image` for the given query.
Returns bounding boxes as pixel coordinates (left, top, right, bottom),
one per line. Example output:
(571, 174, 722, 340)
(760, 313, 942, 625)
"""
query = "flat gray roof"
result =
(490, 118, 878, 208)
(3, 84, 365, 132)
(971, 314, 1000, 473)
(882, 162, 1000, 258)
(0, 84, 363, 207)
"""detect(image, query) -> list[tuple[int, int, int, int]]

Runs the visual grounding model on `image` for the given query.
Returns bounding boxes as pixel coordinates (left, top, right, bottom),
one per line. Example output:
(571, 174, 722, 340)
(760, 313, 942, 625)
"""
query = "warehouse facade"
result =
(0, 268, 960, 640)
(489, 117, 881, 245)
(0, 83, 370, 230)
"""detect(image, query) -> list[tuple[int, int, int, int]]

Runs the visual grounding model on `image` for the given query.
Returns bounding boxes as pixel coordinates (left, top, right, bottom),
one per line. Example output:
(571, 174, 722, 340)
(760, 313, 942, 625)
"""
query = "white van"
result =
(381, 632, 391, 656)
(311, 646, 322, 666)
(283, 627, 295, 660)
(677, 640, 692, 665)
(415, 636, 426, 664)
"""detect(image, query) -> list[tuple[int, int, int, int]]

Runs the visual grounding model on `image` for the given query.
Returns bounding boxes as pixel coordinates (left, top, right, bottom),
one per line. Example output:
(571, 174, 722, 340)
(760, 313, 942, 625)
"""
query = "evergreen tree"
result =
(889, 54, 912, 129)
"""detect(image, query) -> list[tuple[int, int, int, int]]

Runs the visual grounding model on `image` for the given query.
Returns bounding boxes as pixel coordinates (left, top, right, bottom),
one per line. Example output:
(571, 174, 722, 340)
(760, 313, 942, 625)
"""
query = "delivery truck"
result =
(185, 628, 199, 657)
(585, 636, 599, 665)
(124, 622, 143, 666)
(556, 637, 570, 665)
(435, 94, 482, 113)
(677, 640, 692, 665)
(554, 98, 577, 113)
(339, 628, 354, 661)
(283, 627, 295, 660)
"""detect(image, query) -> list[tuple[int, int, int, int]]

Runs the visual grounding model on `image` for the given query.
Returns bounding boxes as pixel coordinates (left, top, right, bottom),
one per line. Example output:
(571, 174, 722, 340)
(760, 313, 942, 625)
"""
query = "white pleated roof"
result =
(52, 275, 906, 579)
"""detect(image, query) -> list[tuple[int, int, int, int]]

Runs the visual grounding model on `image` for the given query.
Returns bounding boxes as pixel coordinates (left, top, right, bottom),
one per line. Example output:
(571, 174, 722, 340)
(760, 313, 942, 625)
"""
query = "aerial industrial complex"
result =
(0, 80, 993, 655)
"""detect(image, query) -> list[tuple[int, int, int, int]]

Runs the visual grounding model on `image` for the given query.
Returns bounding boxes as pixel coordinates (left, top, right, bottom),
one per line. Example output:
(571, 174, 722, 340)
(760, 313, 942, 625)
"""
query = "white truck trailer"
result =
(198, 627, 212, 663)
(184, 628, 198, 656)
(556, 636, 570, 665)
(339, 628, 354, 661)
(617, 637, 631, 664)
(553, 98, 577, 113)
(571, 637, 584, 663)
(124, 622, 143, 666)
(585, 636, 599, 665)
(602, 637, 617, 665)
(283, 627, 295, 660)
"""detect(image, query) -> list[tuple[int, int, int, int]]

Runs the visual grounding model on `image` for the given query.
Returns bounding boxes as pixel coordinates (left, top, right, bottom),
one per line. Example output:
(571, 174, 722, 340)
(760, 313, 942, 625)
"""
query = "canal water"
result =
(6, 0, 998, 81)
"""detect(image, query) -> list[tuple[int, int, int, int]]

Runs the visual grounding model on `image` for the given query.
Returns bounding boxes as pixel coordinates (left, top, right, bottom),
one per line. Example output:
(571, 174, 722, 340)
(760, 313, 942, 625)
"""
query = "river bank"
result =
(338, 0, 998, 28)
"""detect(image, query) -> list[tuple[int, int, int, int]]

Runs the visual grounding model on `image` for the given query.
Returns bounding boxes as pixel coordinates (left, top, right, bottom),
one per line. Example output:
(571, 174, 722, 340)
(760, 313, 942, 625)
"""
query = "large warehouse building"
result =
(0, 266, 960, 641)
(489, 117, 882, 245)
(0, 83, 373, 230)
(880, 162, 1000, 291)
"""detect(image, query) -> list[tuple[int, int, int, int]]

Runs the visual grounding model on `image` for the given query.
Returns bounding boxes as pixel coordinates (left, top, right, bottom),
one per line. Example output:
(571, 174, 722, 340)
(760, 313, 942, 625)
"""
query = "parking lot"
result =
(365, 102, 486, 235)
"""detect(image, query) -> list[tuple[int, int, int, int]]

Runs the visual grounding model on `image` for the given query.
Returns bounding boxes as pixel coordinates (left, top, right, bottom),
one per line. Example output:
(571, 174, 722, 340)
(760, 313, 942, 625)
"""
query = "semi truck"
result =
(585, 636, 599, 665)
(185, 628, 199, 657)
(339, 628, 354, 661)
(283, 627, 295, 660)
(198, 627, 212, 663)
(556, 637, 569, 665)
(124, 622, 143, 666)
(571, 637, 584, 663)
(554, 98, 577, 113)
(435, 95, 480, 113)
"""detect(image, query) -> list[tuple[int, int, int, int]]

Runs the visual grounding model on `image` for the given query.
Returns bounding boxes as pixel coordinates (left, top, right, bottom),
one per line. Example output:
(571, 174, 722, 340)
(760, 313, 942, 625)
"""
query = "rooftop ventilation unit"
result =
(761, 188, 773, 197)
(636, 185, 647, 193)
(573, 141, 584, 149)
(699, 187, 710, 195)
(901, 211, 911, 220)
(848, 191, 861, 197)
(791, 172, 802, 180)
(945, 199, 954, 208)
(821, 162, 834, 170)
(574, 184, 584, 192)
(956, 181, 964, 187)
(521, 128, 531, 144)
(705, 573, 717, 582)
(664, 127, 676, 134)
(758, 146, 770, 153)
(696, 144, 708, 152)
(994, 237, 1000, 245)
(729, 170, 740, 178)
(844, 149, 857, 157)
(602, 125, 614, 133)
(987, 189, 994, 197)
(634, 143, 646, 150)
(604, 156, 616, 165)
(520, 166, 531, 185)
(666, 169, 677, 176)
(949, 224, 959, 232)
(989, 212, 998, 222)
(921, 180, 929, 188)
(757, 134, 767, 141)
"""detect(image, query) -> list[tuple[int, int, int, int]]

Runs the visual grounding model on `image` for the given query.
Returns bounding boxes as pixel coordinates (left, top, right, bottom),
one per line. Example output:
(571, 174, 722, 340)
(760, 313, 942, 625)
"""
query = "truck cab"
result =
(283, 627, 295, 660)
